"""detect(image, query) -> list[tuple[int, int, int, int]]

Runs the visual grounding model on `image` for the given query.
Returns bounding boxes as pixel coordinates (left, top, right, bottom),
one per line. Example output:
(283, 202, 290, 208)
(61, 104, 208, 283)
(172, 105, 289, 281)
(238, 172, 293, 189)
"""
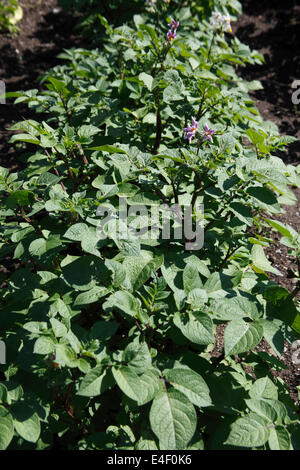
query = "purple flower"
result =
(167, 17, 179, 42)
(168, 18, 179, 30)
(184, 117, 198, 144)
(202, 123, 215, 143)
(167, 29, 176, 42)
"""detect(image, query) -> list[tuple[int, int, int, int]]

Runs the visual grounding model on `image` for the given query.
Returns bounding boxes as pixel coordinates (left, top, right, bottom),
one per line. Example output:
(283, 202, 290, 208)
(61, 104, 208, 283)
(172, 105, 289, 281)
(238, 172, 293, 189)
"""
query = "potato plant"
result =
(0, 0, 300, 450)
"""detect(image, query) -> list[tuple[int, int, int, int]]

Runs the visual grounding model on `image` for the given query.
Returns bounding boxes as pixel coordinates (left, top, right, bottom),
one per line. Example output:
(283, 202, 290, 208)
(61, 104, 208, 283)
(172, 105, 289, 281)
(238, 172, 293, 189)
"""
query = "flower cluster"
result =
(210, 11, 232, 33)
(184, 117, 198, 144)
(184, 119, 215, 145)
(167, 17, 179, 42)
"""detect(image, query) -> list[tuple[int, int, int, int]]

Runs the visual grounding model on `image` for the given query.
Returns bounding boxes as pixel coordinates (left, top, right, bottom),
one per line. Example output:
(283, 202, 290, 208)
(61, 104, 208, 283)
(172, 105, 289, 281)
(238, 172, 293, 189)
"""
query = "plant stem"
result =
(45, 149, 66, 192)
(76, 143, 89, 165)
(19, 207, 45, 239)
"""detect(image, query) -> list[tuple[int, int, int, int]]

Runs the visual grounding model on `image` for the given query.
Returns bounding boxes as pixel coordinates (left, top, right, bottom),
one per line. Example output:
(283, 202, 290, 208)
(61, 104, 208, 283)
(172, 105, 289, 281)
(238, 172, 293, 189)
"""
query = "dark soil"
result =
(234, 0, 300, 163)
(0, 0, 81, 170)
(0, 1, 299, 404)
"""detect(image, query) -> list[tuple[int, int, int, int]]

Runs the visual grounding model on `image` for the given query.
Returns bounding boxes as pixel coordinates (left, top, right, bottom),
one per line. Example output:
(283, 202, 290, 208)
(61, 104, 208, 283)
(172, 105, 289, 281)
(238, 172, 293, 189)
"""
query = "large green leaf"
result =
(225, 413, 270, 448)
(163, 368, 212, 408)
(174, 311, 214, 345)
(78, 366, 114, 397)
(103, 291, 140, 318)
(224, 319, 263, 356)
(12, 404, 41, 443)
(112, 365, 160, 405)
(251, 244, 280, 275)
(249, 377, 278, 400)
(150, 388, 197, 450)
(112, 366, 144, 402)
(0, 406, 14, 450)
(268, 426, 291, 450)
(183, 264, 202, 294)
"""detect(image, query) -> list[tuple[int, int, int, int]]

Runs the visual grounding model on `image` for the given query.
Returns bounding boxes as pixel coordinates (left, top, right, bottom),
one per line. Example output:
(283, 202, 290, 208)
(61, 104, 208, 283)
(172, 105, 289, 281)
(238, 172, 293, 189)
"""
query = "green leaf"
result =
(245, 399, 277, 422)
(139, 72, 153, 91)
(136, 436, 158, 450)
(0, 406, 14, 450)
(88, 145, 127, 154)
(225, 413, 270, 448)
(34, 336, 55, 355)
(224, 319, 263, 356)
(268, 426, 291, 450)
(7, 190, 34, 208)
(186, 288, 208, 309)
(89, 321, 119, 341)
(29, 238, 46, 258)
(9, 133, 40, 145)
(50, 318, 68, 338)
(211, 296, 259, 321)
(230, 202, 253, 226)
(12, 404, 40, 443)
(103, 291, 140, 318)
(123, 342, 152, 374)
(112, 366, 144, 402)
(247, 186, 278, 207)
(55, 344, 76, 367)
(61, 255, 104, 291)
(54, 298, 71, 319)
(122, 253, 162, 291)
(36, 172, 60, 186)
(78, 366, 114, 397)
(149, 388, 197, 450)
(264, 218, 297, 239)
(246, 129, 265, 145)
(74, 286, 110, 306)
(251, 244, 280, 275)
(135, 369, 163, 406)
(249, 377, 278, 400)
(47, 76, 67, 93)
(262, 285, 289, 303)
(0, 384, 8, 403)
(183, 264, 202, 294)
(78, 125, 99, 139)
(63, 223, 88, 241)
(174, 311, 214, 345)
(164, 368, 212, 408)
(105, 259, 126, 288)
